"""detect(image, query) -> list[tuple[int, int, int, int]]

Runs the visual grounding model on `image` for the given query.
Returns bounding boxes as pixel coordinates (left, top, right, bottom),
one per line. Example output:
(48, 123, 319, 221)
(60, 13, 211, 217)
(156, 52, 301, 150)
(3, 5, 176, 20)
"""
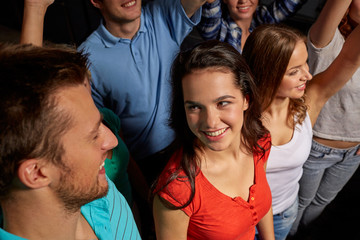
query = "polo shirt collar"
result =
(98, 13, 147, 47)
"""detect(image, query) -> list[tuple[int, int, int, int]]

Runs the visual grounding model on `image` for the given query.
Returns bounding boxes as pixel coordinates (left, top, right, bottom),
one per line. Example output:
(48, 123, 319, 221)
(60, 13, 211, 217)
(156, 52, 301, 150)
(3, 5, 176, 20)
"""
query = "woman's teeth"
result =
(204, 128, 226, 137)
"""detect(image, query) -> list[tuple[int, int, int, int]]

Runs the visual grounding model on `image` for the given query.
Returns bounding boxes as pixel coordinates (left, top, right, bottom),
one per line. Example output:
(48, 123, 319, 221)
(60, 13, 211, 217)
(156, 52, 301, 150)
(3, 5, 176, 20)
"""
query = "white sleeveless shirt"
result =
(266, 113, 312, 214)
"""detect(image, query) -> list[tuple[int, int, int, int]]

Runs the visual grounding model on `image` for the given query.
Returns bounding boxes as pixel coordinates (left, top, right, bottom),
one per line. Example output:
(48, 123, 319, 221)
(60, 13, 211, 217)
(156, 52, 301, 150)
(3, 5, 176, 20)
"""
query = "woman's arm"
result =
(307, 23, 360, 126)
(258, 158, 275, 240)
(309, 0, 352, 48)
(256, 0, 308, 24)
(197, 0, 222, 40)
(257, 207, 275, 240)
(20, 0, 54, 45)
(153, 195, 190, 240)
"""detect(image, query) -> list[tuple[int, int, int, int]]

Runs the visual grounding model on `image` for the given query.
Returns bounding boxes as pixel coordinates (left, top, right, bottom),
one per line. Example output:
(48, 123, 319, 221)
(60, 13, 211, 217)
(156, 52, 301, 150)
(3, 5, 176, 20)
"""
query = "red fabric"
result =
(157, 136, 272, 240)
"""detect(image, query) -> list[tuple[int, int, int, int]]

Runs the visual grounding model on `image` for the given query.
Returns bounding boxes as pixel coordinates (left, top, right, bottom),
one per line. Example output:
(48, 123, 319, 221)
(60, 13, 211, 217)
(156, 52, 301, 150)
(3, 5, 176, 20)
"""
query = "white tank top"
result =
(266, 113, 312, 214)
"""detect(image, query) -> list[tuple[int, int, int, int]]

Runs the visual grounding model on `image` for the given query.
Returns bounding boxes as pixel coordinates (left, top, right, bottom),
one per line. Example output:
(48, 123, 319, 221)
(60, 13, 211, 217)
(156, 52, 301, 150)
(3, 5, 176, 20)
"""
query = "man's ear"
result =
(90, 0, 102, 9)
(17, 159, 51, 189)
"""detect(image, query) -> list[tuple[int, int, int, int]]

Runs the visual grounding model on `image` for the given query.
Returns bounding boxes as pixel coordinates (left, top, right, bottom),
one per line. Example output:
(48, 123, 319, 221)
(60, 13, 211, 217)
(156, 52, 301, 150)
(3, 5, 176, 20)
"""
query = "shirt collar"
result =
(225, 14, 255, 33)
(98, 12, 147, 47)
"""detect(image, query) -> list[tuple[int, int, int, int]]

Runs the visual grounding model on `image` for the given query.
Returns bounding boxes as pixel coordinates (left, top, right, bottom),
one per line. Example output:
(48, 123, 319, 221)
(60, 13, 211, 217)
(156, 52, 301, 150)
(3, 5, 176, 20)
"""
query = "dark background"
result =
(0, 0, 101, 45)
(1, 0, 360, 239)
(0, 0, 324, 46)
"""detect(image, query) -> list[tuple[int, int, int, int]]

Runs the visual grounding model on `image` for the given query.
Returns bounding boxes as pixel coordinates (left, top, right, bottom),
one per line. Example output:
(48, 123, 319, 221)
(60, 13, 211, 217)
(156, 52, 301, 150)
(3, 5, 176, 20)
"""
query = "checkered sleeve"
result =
(198, 0, 222, 40)
(255, 0, 308, 25)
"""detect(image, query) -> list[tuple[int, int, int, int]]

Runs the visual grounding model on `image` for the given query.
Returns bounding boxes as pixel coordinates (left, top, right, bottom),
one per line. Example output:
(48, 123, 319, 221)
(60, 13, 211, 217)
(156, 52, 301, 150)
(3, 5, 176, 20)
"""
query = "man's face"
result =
(95, 0, 142, 24)
(51, 84, 118, 213)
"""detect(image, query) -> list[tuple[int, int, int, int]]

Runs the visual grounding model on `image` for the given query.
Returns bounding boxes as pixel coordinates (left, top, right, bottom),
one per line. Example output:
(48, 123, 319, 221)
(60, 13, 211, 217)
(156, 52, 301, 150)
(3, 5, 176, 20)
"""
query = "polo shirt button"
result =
(251, 197, 255, 201)
(250, 206, 254, 209)
(253, 212, 257, 216)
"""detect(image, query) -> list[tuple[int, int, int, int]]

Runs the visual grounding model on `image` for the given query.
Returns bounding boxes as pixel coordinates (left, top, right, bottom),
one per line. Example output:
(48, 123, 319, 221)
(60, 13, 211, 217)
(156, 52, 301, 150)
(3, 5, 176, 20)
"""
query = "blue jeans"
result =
(290, 140, 360, 235)
(255, 198, 298, 240)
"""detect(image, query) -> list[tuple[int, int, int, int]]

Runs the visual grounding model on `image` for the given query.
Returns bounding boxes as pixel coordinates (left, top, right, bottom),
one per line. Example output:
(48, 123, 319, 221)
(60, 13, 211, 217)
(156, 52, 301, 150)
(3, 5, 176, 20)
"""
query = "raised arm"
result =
(197, 0, 222, 40)
(20, 0, 54, 46)
(307, 23, 360, 125)
(256, 0, 308, 24)
(309, 0, 352, 48)
(181, 0, 208, 18)
(153, 195, 190, 240)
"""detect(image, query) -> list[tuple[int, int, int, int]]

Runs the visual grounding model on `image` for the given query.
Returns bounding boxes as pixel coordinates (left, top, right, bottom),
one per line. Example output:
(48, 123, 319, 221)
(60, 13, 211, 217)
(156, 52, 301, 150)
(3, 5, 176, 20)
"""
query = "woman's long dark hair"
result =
(152, 40, 269, 209)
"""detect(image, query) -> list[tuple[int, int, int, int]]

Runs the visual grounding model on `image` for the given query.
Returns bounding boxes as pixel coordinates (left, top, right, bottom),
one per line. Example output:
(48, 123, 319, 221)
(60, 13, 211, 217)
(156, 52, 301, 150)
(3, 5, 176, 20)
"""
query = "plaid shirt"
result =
(198, 0, 307, 53)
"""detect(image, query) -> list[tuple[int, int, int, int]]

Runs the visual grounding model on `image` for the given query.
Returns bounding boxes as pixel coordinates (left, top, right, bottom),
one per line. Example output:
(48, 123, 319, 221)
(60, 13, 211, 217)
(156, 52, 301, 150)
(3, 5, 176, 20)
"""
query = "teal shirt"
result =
(100, 108, 132, 205)
(0, 177, 141, 240)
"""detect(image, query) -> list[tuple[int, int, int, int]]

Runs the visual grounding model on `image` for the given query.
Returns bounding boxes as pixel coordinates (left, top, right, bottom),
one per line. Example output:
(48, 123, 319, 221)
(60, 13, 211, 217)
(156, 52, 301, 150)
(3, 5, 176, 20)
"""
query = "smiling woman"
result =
(197, 0, 308, 53)
(152, 40, 274, 240)
(241, 21, 360, 240)
(182, 69, 248, 152)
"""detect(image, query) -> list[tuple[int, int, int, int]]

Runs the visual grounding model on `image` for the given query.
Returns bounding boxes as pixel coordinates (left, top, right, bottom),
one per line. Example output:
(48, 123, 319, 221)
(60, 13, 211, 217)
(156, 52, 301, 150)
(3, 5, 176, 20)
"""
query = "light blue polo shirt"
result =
(79, 0, 201, 160)
(0, 178, 141, 240)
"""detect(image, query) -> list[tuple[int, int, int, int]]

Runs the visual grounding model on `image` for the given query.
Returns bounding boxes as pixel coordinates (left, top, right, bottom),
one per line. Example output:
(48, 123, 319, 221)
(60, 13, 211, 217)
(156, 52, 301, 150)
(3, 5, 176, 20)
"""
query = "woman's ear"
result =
(243, 94, 250, 111)
(17, 159, 51, 189)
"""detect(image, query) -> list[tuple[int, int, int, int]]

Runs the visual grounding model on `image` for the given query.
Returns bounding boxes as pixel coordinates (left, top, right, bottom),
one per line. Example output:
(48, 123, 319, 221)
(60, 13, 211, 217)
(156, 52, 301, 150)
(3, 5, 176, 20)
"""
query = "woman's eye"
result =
(93, 133, 99, 140)
(289, 69, 299, 76)
(188, 105, 200, 111)
(218, 101, 229, 107)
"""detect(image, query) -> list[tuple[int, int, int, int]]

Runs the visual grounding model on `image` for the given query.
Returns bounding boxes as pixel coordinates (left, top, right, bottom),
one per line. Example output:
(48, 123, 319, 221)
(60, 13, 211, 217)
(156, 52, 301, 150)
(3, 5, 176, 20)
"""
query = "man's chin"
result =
(96, 182, 109, 200)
